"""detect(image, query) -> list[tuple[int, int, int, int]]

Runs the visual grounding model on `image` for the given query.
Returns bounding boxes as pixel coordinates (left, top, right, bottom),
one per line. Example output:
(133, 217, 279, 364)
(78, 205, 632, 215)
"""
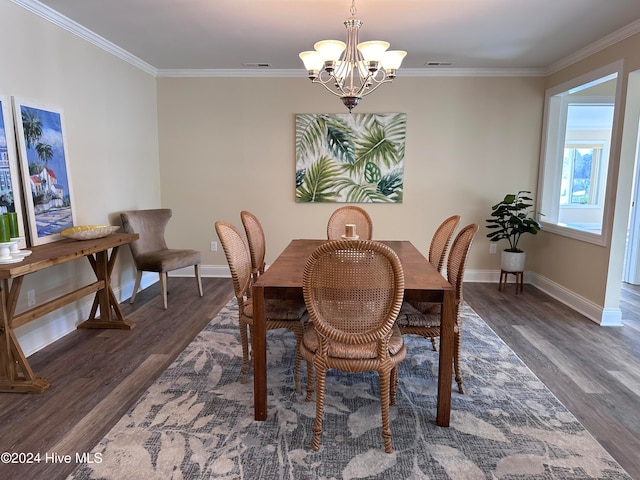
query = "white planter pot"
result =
(501, 251, 526, 272)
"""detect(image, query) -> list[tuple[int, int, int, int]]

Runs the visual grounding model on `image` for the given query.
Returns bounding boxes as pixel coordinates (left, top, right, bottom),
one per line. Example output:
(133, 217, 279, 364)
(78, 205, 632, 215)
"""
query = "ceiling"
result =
(19, 0, 640, 75)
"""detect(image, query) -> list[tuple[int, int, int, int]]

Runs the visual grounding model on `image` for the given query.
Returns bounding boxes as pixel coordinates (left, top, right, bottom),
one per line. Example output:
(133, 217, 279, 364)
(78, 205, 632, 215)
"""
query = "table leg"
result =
(253, 284, 267, 420)
(78, 246, 134, 329)
(516, 272, 523, 294)
(436, 289, 455, 427)
(0, 278, 49, 393)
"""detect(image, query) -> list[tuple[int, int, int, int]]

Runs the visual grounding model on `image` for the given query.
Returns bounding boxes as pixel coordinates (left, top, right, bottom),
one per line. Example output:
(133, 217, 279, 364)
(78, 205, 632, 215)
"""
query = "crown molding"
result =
(546, 18, 640, 75)
(155, 67, 546, 78)
(400, 68, 546, 77)
(156, 69, 306, 78)
(12, 0, 640, 79)
(10, 0, 158, 76)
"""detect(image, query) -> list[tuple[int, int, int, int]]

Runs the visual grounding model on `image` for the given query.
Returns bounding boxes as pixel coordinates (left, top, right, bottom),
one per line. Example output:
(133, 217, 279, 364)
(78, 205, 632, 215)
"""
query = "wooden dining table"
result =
(251, 239, 456, 427)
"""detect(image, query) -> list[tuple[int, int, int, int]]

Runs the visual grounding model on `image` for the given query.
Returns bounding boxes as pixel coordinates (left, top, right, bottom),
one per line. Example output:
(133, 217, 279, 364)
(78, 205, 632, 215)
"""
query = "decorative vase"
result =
(501, 250, 526, 272)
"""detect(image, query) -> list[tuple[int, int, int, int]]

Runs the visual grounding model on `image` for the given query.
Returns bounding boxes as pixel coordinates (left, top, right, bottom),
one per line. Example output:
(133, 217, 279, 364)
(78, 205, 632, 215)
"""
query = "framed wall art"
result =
(12, 98, 76, 246)
(295, 113, 406, 203)
(0, 95, 27, 248)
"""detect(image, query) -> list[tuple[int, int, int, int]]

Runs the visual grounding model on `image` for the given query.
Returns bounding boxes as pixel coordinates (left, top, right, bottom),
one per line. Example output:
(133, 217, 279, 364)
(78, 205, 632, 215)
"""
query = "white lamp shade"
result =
(381, 50, 407, 70)
(299, 51, 324, 71)
(314, 40, 346, 62)
(357, 41, 390, 62)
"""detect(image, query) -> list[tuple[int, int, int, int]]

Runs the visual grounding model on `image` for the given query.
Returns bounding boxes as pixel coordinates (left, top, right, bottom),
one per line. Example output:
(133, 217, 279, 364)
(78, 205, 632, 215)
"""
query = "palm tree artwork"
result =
(295, 113, 406, 203)
(17, 103, 74, 242)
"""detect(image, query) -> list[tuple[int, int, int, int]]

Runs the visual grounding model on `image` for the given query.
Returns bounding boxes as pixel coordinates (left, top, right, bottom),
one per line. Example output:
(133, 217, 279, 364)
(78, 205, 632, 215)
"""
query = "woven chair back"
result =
(447, 224, 479, 307)
(215, 221, 252, 305)
(303, 240, 404, 345)
(240, 210, 266, 279)
(326, 206, 373, 240)
(429, 215, 460, 273)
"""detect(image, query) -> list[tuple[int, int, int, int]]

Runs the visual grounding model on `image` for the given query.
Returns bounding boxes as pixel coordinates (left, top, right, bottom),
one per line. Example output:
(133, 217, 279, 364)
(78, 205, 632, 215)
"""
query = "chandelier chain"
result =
(350, 0, 357, 16)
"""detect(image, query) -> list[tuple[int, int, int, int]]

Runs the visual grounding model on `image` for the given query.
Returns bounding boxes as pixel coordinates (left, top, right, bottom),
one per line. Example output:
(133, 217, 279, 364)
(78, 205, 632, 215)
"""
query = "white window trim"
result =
(537, 60, 624, 247)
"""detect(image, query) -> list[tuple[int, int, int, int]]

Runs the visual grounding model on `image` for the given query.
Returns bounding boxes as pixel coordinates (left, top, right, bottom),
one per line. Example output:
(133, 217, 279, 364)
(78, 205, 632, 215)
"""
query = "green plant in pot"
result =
(486, 190, 542, 272)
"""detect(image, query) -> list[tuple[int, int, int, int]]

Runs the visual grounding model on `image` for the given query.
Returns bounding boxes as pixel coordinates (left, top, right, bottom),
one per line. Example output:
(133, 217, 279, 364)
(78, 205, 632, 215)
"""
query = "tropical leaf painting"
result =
(295, 113, 406, 203)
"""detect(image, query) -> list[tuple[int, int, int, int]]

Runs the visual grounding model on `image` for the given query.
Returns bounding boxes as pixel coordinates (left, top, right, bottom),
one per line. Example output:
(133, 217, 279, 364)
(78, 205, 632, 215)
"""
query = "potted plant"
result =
(486, 190, 542, 272)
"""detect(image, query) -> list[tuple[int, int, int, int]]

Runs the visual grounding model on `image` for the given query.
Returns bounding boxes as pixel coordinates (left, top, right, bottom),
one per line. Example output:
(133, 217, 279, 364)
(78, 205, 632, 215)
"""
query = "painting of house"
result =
(14, 101, 75, 244)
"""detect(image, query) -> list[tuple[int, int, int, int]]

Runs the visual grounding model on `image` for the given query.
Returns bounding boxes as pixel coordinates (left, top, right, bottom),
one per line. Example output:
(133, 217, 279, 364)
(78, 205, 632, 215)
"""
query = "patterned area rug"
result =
(68, 301, 631, 480)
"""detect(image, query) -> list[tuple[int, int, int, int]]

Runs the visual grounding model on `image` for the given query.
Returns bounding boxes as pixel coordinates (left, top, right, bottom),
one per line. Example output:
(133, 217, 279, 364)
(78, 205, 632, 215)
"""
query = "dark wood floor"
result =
(0, 277, 234, 480)
(464, 281, 640, 480)
(0, 278, 638, 479)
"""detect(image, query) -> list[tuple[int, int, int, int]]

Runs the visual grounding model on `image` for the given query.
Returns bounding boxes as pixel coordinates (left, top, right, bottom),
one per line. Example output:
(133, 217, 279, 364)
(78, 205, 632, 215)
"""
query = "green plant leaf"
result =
(377, 169, 403, 198)
(333, 177, 393, 203)
(326, 125, 355, 164)
(364, 162, 381, 183)
(295, 156, 340, 202)
(485, 190, 542, 250)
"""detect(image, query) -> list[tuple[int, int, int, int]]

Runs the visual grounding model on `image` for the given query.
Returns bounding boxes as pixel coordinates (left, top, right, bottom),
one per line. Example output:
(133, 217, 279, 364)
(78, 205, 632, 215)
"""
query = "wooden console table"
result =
(0, 233, 138, 393)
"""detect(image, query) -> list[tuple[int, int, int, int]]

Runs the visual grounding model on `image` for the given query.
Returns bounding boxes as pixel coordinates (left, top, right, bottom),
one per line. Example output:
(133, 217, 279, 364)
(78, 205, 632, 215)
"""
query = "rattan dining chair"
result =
(326, 206, 373, 240)
(215, 220, 307, 393)
(120, 209, 203, 310)
(301, 240, 406, 453)
(396, 223, 478, 394)
(240, 210, 266, 282)
(429, 215, 461, 273)
(406, 214, 460, 350)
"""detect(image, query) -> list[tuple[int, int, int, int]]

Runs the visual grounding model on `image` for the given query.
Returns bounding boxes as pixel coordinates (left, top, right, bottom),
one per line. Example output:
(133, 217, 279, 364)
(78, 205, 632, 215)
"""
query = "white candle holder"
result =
(341, 224, 359, 240)
(9, 237, 23, 254)
(0, 240, 17, 260)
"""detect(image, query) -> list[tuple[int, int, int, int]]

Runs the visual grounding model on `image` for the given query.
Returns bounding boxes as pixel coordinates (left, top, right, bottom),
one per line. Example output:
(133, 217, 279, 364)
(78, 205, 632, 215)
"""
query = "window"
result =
(537, 62, 622, 245)
(561, 144, 602, 206)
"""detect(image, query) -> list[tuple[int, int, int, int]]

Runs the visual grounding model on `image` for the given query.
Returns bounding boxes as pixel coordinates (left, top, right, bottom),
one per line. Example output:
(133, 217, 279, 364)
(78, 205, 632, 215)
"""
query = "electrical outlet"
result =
(210, 241, 218, 252)
(489, 244, 497, 254)
(27, 289, 36, 307)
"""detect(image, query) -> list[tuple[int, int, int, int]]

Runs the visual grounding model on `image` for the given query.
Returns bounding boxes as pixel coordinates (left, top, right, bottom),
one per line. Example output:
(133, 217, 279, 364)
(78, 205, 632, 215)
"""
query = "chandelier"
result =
(299, 0, 406, 112)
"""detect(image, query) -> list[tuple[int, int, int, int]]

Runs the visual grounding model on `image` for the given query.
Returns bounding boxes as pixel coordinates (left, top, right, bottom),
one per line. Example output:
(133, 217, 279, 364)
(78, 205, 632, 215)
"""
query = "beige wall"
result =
(4, 0, 636, 355)
(0, 1, 160, 353)
(157, 76, 545, 273)
(530, 32, 640, 310)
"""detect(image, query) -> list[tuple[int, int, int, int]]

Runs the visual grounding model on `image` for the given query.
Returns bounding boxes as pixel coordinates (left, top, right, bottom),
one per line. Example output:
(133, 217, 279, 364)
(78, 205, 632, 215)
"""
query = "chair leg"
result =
(305, 361, 314, 402)
(239, 319, 250, 384)
(292, 327, 303, 394)
(454, 328, 464, 394)
(130, 270, 143, 304)
(312, 360, 327, 451)
(379, 367, 393, 453)
(390, 366, 398, 406)
(159, 272, 168, 310)
(195, 264, 203, 297)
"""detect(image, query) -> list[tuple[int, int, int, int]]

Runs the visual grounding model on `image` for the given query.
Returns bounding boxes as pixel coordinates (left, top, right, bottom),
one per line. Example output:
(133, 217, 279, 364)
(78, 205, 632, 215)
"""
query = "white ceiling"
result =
(16, 0, 640, 75)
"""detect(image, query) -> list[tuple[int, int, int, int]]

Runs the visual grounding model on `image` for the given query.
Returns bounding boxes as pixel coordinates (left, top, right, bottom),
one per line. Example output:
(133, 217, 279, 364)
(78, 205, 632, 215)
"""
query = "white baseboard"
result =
(17, 271, 158, 357)
(18, 264, 621, 358)
(464, 269, 622, 326)
(169, 265, 229, 277)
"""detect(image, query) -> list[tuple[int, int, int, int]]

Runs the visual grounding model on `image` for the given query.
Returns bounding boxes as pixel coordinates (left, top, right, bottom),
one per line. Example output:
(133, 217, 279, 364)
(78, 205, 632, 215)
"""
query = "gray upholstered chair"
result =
(120, 209, 203, 309)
